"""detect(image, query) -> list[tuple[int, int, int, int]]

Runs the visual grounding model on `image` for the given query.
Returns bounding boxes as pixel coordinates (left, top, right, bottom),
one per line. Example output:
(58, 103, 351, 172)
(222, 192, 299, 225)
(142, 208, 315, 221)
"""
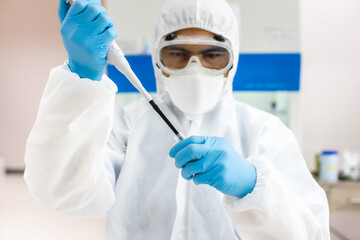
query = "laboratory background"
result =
(0, 0, 359, 239)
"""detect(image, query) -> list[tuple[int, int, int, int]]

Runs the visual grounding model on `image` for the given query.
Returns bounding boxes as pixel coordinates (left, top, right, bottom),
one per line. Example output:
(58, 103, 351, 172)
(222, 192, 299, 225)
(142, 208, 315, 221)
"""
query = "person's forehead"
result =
(173, 28, 215, 38)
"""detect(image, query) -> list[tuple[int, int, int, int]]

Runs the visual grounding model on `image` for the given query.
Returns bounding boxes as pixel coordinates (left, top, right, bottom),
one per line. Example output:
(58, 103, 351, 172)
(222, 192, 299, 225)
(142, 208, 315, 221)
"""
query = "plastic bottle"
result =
(319, 150, 339, 182)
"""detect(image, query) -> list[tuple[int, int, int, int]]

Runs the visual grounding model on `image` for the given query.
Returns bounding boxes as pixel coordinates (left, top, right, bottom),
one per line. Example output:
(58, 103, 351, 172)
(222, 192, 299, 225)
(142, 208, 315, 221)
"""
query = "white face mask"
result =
(162, 63, 226, 115)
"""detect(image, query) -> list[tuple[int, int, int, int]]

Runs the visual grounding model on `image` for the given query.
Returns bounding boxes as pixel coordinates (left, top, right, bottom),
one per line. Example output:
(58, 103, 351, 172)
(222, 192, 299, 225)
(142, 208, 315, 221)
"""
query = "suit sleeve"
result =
(24, 64, 128, 218)
(223, 117, 330, 240)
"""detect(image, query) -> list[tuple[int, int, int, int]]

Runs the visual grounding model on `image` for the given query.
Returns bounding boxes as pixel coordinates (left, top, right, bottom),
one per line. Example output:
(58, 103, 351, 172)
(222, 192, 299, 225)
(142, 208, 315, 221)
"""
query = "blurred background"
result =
(0, 0, 359, 239)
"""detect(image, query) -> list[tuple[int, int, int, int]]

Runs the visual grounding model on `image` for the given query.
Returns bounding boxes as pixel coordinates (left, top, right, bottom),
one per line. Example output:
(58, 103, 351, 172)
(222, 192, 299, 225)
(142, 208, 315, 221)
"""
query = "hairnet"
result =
(152, 0, 240, 98)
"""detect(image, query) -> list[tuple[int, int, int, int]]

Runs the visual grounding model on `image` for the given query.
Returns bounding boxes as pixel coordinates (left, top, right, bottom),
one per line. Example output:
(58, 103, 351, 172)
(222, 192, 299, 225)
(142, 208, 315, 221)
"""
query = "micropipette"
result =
(66, 0, 184, 141)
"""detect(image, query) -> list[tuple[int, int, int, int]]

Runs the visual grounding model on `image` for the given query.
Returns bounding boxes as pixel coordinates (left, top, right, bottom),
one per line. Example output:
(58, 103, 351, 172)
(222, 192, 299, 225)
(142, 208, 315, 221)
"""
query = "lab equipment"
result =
(65, 0, 184, 141)
(319, 150, 339, 182)
(169, 136, 257, 198)
(342, 150, 359, 180)
(24, 0, 330, 239)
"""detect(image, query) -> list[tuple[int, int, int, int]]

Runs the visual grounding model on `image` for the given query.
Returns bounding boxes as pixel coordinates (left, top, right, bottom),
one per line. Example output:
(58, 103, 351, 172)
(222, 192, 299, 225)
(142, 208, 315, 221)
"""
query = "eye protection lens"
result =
(156, 35, 234, 76)
(160, 44, 231, 70)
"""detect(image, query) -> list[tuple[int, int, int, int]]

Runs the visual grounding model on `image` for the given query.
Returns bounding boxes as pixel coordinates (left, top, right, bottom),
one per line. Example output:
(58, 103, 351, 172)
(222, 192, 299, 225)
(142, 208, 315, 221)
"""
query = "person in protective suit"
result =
(24, 0, 330, 239)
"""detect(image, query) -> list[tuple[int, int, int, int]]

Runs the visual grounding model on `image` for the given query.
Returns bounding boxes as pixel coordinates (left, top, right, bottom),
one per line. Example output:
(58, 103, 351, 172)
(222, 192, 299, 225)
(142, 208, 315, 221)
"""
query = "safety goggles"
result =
(156, 34, 233, 76)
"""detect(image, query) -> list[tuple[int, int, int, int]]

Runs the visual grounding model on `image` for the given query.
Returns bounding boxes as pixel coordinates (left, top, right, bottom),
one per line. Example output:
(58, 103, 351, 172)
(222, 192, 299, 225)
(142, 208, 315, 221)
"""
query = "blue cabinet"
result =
(107, 53, 301, 93)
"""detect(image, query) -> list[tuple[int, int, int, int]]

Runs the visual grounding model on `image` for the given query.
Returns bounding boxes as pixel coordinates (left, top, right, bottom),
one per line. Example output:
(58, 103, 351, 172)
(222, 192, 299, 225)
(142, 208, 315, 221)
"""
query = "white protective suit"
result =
(24, 0, 330, 239)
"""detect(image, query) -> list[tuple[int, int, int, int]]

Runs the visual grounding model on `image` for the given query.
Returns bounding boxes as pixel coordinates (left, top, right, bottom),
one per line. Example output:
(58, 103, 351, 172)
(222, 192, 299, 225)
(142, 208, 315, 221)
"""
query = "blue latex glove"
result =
(58, 0, 118, 80)
(169, 136, 257, 198)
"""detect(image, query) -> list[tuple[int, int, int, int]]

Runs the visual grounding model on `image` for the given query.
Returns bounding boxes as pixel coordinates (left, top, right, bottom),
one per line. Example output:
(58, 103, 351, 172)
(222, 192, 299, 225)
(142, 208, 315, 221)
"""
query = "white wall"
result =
(236, 0, 299, 53)
(108, 0, 166, 53)
(0, 0, 67, 169)
(300, 0, 360, 169)
(108, 0, 300, 53)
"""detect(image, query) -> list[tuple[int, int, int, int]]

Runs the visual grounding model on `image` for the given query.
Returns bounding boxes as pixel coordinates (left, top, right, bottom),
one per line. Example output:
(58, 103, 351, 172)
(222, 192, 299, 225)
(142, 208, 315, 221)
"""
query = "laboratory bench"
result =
(318, 180, 360, 240)
(319, 181, 360, 213)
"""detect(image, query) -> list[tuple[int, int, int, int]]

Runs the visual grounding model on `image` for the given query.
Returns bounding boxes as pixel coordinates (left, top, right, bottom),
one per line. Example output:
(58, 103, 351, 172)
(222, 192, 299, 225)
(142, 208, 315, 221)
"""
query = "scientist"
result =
(24, 0, 330, 239)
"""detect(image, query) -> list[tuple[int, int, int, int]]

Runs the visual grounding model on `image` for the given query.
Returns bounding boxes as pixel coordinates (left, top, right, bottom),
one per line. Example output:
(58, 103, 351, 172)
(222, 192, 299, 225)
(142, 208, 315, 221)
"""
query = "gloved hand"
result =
(58, 0, 118, 81)
(169, 136, 257, 198)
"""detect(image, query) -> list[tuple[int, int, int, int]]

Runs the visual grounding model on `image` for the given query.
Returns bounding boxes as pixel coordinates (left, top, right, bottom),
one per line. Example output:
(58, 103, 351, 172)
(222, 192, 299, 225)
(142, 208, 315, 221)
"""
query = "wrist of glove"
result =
(67, 59, 106, 81)
(169, 136, 257, 198)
